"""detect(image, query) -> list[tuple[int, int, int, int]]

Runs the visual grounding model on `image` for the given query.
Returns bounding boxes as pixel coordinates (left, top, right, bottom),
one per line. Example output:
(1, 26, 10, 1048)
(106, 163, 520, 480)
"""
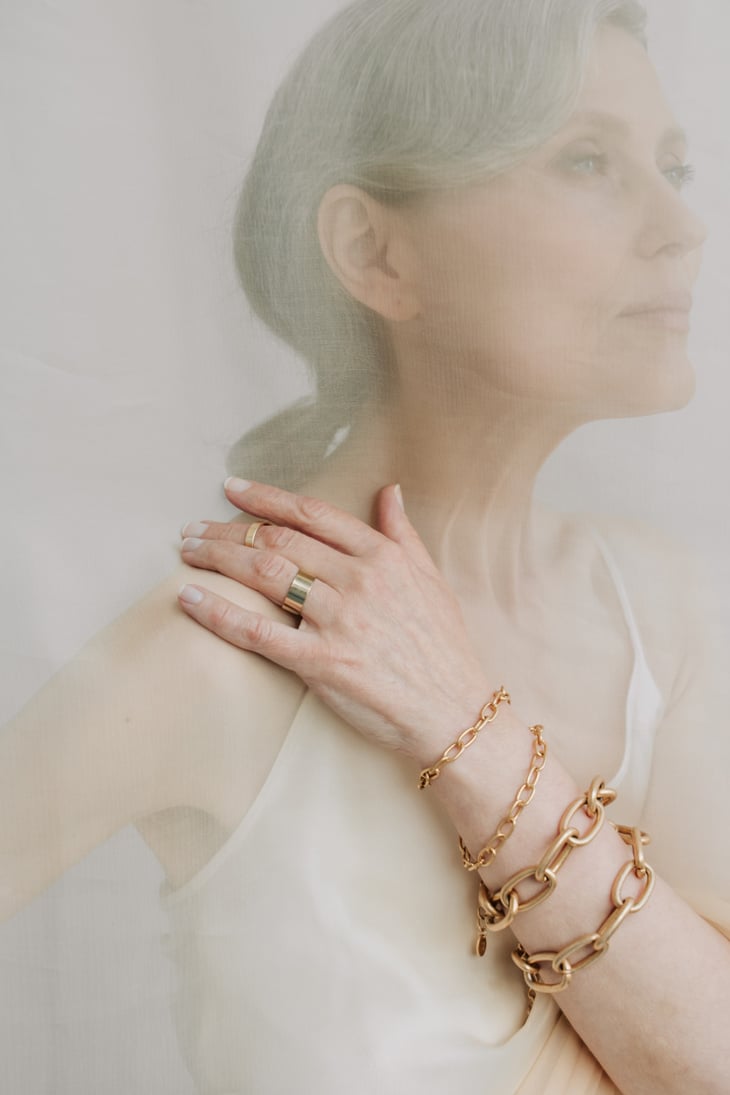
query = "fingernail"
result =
(180, 521, 209, 538)
(181, 538, 204, 552)
(395, 484, 405, 511)
(178, 585, 204, 605)
(224, 477, 252, 493)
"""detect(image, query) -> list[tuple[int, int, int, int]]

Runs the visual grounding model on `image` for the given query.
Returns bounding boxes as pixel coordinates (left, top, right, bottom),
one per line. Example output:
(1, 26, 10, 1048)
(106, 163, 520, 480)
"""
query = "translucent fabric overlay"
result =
(1, 2, 729, 1092)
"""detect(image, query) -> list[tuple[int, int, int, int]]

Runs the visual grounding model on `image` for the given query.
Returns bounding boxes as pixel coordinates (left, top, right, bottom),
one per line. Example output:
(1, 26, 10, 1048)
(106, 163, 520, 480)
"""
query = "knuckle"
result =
(346, 561, 371, 597)
(374, 540, 401, 567)
(252, 551, 289, 582)
(266, 525, 298, 552)
(243, 614, 273, 647)
(351, 546, 400, 595)
(220, 523, 246, 543)
(295, 494, 329, 526)
(209, 599, 236, 633)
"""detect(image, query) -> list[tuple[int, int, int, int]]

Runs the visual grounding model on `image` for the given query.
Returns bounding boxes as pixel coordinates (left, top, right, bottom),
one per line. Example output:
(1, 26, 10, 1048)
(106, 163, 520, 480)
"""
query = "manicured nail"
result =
(224, 477, 252, 493)
(395, 484, 405, 511)
(181, 538, 204, 552)
(178, 585, 204, 605)
(180, 521, 209, 538)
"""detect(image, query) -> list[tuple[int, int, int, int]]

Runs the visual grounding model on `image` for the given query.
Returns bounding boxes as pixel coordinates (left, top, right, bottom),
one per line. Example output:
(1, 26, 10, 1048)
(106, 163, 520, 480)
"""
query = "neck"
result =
(313, 375, 580, 609)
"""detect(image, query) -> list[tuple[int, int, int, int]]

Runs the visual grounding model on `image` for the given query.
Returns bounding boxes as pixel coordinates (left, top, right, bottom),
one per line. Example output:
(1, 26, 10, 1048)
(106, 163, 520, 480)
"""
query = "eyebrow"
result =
(566, 109, 688, 150)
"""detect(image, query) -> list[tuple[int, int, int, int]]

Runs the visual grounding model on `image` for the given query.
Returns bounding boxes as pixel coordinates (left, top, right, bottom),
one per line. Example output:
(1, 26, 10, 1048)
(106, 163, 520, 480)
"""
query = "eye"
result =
(559, 149, 610, 178)
(569, 154, 607, 174)
(662, 162, 696, 190)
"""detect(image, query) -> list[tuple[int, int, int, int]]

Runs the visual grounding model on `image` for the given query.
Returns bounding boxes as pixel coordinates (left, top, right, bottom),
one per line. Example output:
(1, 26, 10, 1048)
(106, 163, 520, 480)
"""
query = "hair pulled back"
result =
(229, 0, 647, 488)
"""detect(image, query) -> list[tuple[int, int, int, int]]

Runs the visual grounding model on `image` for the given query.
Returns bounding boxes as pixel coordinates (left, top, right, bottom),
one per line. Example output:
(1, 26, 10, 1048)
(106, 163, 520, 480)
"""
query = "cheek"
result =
(420, 213, 619, 370)
(411, 189, 695, 415)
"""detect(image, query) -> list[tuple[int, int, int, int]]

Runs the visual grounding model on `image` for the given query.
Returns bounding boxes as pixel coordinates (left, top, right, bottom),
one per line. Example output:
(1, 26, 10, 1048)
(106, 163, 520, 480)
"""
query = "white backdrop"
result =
(0, 2, 727, 1090)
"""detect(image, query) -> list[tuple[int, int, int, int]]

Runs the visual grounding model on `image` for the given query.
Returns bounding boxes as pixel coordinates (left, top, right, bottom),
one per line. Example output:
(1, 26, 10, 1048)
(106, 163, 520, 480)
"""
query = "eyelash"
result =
(567, 153, 696, 191)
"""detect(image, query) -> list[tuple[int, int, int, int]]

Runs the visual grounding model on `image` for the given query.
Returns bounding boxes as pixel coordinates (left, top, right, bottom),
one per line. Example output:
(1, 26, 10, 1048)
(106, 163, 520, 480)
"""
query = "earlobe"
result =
(317, 185, 420, 321)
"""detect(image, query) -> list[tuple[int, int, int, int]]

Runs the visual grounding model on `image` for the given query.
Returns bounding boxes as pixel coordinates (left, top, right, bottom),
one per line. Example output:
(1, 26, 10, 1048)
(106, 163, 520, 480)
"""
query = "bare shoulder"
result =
(89, 561, 308, 820)
(123, 563, 310, 885)
(0, 563, 305, 918)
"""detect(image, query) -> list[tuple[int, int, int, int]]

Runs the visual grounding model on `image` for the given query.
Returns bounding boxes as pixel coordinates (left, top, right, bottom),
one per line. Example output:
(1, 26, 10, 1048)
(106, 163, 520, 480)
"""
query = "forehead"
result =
(576, 24, 680, 136)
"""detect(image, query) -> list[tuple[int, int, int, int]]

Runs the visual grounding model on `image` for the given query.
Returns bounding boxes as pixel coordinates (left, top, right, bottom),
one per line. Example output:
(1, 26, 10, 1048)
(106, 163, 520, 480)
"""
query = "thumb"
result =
(376, 485, 433, 562)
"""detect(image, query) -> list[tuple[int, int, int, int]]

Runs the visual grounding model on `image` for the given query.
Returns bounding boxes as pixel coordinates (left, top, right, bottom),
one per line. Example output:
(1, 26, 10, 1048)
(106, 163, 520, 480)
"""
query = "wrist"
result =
(426, 704, 537, 819)
(411, 683, 510, 779)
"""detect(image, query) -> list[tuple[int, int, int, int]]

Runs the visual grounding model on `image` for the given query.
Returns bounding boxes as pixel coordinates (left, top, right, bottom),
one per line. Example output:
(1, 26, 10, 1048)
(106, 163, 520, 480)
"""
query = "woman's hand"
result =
(178, 478, 492, 765)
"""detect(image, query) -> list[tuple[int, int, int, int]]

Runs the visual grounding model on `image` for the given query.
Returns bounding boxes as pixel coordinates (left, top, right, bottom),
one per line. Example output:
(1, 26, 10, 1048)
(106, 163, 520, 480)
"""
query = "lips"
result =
(620, 291, 693, 316)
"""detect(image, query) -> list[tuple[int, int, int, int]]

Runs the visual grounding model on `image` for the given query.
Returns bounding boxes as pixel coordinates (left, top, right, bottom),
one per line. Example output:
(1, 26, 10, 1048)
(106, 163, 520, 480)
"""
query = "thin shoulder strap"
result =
(589, 527, 647, 661)
(588, 526, 664, 807)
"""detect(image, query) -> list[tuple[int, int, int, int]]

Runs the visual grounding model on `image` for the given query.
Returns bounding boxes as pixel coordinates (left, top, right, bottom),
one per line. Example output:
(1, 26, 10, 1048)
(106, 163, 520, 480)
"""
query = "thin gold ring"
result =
(281, 571, 316, 616)
(244, 521, 270, 549)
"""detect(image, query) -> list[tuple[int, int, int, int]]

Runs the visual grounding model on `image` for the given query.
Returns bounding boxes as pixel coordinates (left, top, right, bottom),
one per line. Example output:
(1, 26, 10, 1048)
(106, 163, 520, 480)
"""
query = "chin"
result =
(639, 348, 697, 416)
(593, 341, 697, 420)
(664, 363, 697, 411)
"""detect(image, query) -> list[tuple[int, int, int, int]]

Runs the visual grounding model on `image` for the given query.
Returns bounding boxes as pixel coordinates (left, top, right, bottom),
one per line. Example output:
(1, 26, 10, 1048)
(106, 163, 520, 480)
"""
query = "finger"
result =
(375, 485, 438, 570)
(177, 584, 316, 673)
(181, 520, 352, 587)
(180, 519, 249, 543)
(180, 538, 340, 624)
(223, 478, 382, 556)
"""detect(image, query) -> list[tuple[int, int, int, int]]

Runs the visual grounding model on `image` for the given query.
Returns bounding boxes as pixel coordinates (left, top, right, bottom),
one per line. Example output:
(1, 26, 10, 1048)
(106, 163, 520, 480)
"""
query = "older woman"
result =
(3, 1, 728, 1092)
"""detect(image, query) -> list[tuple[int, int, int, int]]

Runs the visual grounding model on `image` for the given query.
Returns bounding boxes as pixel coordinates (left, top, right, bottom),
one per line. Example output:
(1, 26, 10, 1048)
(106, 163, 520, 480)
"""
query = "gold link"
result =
(476, 882, 519, 932)
(494, 865, 558, 916)
(596, 898, 635, 945)
(611, 860, 656, 912)
(512, 947, 573, 994)
(511, 944, 539, 977)
(559, 785, 611, 846)
(418, 687, 511, 789)
(477, 881, 501, 916)
(514, 786, 534, 809)
(510, 824, 656, 996)
(586, 776, 618, 813)
(417, 767, 440, 789)
(466, 766, 657, 1017)
(614, 824, 651, 875)
(534, 827, 580, 883)
(552, 932, 607, 974)
(460, 723, 547, 871)
(468, 771, 657, 1008)
(474, 778, 620, 949)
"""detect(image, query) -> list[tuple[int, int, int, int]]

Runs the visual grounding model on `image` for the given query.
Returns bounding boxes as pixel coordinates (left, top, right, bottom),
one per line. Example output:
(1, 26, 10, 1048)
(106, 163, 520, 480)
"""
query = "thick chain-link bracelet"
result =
(474, 777, 616, 954)
(417, 687, 511, 789)
(460, 722, 547, 871)
(511, 823, 655, 994)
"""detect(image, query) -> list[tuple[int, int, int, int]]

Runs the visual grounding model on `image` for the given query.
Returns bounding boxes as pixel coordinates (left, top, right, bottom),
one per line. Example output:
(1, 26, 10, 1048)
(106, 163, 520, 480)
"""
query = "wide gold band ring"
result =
(281, 571, 316, 616)
(244, 521, 270, 549)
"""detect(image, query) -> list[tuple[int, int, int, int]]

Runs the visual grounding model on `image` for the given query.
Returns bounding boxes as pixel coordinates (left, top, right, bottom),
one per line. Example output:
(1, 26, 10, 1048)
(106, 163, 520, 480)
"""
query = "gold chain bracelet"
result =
(474, 777, 616, 953)
(459, 722, 547, 872)
(512, 824, 655, 994)
(417, 687, 511, 790)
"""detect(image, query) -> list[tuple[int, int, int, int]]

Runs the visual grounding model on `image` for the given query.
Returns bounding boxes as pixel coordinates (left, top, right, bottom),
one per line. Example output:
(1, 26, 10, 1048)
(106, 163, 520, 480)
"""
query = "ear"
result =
(317, 185, 421, 321)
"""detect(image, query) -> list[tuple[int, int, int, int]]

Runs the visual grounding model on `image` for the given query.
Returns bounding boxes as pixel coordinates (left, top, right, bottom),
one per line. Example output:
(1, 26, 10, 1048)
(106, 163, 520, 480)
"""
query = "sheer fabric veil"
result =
(1, 1, 729, 1092)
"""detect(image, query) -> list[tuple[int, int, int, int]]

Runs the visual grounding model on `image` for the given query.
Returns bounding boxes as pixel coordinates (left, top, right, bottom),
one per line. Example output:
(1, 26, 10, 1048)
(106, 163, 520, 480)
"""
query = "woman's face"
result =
(399, 24, 707, 421)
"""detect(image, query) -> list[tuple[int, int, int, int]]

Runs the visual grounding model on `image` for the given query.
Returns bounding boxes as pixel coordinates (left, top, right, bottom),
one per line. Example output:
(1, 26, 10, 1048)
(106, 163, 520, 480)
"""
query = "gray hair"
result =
(229, 0, 647, 487)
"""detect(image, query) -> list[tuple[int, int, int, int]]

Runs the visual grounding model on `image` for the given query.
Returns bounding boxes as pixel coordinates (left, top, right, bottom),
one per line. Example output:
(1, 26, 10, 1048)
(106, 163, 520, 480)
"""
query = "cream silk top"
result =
(159, 536, 664, 1095)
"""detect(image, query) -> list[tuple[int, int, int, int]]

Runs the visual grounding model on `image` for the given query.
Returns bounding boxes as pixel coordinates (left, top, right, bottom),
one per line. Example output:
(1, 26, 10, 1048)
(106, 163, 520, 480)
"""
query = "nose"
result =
(636, 173, 707, 260)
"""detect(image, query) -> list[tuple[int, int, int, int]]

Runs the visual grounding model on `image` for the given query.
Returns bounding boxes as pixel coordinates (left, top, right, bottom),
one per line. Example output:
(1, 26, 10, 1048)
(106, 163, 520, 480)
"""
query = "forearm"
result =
(176, 485, 730, 1090)
(426, 704, 730, 1095)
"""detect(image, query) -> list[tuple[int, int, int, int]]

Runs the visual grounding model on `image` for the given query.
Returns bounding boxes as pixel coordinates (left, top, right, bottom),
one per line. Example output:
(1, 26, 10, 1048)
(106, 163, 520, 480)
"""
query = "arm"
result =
(432, 703, 729, 1095)
(0, 564, 304, 922)
(178, 478, 730, 1095)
